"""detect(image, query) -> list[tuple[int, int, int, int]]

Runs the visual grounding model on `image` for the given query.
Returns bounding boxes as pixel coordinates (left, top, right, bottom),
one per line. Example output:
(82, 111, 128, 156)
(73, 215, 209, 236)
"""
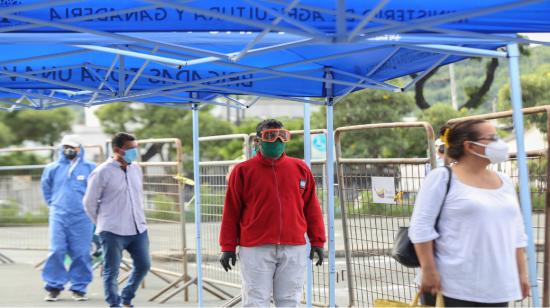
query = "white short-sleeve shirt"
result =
(409, 167, 527, 303)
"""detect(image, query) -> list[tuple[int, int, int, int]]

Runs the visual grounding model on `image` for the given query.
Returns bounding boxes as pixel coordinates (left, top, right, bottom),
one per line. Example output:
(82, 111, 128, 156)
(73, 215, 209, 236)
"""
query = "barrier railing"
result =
(335, 122, 436, 307)
(0, 144, 104, 253)
(197, 134, 249, 303)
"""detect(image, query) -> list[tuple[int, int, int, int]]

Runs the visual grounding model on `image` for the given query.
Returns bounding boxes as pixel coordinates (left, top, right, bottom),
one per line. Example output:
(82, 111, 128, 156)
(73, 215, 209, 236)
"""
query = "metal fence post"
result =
(507, 42, 540, 308)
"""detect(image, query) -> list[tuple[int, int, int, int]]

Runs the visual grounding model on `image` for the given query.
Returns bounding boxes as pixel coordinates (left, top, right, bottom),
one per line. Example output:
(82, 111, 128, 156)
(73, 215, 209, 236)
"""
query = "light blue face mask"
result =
(123, 148, 138, 164)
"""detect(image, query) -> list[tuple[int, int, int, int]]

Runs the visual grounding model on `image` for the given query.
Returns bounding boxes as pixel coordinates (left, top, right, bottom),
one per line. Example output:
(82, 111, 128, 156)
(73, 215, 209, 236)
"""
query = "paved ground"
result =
(0, 248, 353, 307)
(1, 214, 546, 307)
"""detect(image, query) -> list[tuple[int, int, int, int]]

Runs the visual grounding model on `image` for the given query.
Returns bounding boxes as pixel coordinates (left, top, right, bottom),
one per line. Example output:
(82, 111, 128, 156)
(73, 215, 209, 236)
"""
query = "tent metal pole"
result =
(507, 43, 540, 308)
(347, 0, 389, 41)
(90, 45, 392, 93)
(406, 44, 507, 58)
(403, 54, 449, 92)
(0, 67, 113, 96)
(0, 0, 81, 15)
(0, 86, 85, 107)
(232, 0, 301, 62)
(143, 0, 329, 41)
(192, 98, 204, 307)
(118, 56, 125, 97)
(359, 0, 542, 37)
(329, 68, 400, 91)
(324, 69, 336, 308)
(336, 0, 346, 42)
(339, 6, 550, 47)
(125, 46, 159, 95)
(242, 0, 325, 38)
(0, 5, 157, 33)
(0, 50, 91, 66)
(75, 45, 220, 68)
(0, 64, 82, 80)
(304, 98, 313, 308)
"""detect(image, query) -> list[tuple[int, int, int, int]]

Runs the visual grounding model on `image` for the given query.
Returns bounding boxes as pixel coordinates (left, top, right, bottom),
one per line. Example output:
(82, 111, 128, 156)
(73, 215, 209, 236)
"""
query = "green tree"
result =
(95, 103, 239, 174)
(0, 108, 75, 145)
(0, 108, 74, 166)
(0, 121, 14, 148)
(410, 44, 531, 110)
(0, 152, 47, 167)
(497, 68, 550, 133)
(312, 89, 416, 158)
(417, 103, 471, 137)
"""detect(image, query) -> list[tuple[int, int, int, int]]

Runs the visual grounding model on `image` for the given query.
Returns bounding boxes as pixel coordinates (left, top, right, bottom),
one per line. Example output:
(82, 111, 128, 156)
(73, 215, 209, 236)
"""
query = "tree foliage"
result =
(0, 108, 74, 166)
(0, 108, 74, 146)
(497, 65, 550, 133)
(312, 90, 417, 158)
(411, 42, 535, 111)
(95, 103, 239, 174)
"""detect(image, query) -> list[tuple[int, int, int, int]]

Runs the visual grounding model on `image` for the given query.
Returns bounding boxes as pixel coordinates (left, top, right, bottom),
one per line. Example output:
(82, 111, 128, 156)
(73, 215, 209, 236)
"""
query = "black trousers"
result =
(422, 293, 508, 307)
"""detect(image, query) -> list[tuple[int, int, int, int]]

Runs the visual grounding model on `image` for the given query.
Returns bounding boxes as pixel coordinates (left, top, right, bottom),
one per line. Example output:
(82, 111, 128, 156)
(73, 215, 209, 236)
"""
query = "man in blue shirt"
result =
(41, 134, 96, 302)
(84, 132, 150, 308)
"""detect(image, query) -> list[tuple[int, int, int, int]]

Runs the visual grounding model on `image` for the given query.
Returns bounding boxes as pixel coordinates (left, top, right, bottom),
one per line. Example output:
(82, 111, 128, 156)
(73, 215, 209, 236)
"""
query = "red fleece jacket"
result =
(219, 152, 326, 252)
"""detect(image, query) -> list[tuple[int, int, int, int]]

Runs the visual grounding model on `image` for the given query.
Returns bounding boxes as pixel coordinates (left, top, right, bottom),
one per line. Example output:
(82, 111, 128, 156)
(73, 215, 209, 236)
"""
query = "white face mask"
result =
(469, 139, 509, 164)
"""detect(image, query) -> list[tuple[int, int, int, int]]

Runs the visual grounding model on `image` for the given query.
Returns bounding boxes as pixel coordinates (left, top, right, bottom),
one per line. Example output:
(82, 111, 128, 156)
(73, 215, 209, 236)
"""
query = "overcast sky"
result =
(522, 33, 550, 44)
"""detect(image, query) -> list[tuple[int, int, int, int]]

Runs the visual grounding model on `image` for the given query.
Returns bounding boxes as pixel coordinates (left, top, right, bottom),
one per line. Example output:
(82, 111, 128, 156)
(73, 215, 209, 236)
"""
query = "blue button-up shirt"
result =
(84, 158, 147, 236)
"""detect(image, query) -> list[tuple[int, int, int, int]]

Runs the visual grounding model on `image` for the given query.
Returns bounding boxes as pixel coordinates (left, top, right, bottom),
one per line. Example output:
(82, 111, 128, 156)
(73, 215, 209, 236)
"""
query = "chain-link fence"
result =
(335, 122, 436, 307)
(448, 105, 550, 307)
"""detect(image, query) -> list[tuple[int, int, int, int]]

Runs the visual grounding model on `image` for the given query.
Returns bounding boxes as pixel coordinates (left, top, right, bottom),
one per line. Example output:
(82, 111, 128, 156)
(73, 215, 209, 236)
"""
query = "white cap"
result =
(434, 138, 444, 147)
(60, 134, 81, 148)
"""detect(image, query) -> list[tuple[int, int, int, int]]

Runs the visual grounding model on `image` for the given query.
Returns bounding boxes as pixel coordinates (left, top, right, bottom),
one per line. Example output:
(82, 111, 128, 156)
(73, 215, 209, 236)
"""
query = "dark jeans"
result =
(99, 231, 150, 307)
(422, 293, 508, 307)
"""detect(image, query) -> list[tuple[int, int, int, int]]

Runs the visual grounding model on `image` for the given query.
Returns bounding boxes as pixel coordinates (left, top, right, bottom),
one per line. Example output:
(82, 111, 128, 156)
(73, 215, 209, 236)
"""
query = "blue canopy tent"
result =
(1, 1, 550, 306)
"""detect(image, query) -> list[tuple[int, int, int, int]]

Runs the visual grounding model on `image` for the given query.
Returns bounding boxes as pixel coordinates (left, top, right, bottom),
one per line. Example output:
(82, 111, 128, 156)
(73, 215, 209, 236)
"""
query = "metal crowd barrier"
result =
(197, 133, 250, 303)
(0, 145, 104, 254)
(116, 138, 192, 303)
(335, 122, 436, 307)
(448, 105, 550, 307)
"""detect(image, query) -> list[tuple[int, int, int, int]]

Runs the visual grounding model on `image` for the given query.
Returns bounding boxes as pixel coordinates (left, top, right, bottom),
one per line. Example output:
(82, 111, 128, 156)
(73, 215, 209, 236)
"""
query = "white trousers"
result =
(239, 244, 307, 307)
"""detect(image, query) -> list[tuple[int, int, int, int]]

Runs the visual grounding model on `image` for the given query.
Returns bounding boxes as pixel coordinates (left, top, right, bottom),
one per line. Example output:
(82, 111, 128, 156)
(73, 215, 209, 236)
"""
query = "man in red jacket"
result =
(219, 119, 326, 307)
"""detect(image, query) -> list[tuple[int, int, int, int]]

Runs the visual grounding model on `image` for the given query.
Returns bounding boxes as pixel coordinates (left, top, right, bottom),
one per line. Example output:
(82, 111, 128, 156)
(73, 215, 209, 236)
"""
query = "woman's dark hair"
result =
(112, 132, 136, 149)
(256, 119, 283, 137)
(441, 119, 487, 160)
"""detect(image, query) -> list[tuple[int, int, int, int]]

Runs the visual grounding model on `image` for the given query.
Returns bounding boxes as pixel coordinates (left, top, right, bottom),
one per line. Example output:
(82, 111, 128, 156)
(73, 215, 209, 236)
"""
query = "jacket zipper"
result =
(272, 160, 283, 245)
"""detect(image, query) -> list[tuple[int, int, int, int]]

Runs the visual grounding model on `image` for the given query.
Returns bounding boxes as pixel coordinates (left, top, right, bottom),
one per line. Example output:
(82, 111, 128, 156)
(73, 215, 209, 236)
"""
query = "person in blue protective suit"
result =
(40, 135, 96, 302)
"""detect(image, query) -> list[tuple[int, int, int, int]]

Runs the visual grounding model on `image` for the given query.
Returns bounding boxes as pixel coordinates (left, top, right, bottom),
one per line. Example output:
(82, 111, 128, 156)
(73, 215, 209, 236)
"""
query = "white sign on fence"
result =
(371, 176, 396, 204)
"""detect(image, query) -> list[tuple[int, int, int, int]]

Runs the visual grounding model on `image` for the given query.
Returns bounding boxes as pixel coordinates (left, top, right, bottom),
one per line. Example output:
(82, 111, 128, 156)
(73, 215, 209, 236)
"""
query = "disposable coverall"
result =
(40, 146, 96, 293)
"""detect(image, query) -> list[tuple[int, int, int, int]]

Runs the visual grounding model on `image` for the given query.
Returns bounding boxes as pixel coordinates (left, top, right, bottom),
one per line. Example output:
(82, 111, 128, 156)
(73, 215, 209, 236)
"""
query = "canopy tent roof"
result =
(3, 0, 550, 34)
(0, 34, 508, 107)
(1, 2, 548, 307)
(0, 0, 549, 110)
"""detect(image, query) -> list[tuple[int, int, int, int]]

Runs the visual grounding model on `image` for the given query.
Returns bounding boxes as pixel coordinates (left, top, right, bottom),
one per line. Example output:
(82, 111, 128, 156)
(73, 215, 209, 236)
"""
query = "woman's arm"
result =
(516, 248, 530, 299)
(414, 241, 441, 295)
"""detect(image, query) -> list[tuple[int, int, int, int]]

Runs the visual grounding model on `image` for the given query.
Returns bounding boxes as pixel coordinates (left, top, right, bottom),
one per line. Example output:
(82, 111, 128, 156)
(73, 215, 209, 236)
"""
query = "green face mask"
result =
(260, 140, 285, 159)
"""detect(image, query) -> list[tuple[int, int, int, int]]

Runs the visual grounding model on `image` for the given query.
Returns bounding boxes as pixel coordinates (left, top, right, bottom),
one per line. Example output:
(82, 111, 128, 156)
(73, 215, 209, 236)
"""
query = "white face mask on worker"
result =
(469, 139, 509, 164)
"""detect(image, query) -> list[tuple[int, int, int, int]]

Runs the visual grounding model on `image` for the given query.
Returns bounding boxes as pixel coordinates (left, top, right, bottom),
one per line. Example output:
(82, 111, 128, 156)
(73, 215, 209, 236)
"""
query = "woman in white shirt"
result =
(409, 119, 530, 307)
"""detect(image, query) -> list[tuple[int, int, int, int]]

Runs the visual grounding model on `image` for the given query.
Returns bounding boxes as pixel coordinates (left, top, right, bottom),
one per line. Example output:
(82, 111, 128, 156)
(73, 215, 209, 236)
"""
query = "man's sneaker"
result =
(72, 291, 88, 301)
(44, 290, 60, 302)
